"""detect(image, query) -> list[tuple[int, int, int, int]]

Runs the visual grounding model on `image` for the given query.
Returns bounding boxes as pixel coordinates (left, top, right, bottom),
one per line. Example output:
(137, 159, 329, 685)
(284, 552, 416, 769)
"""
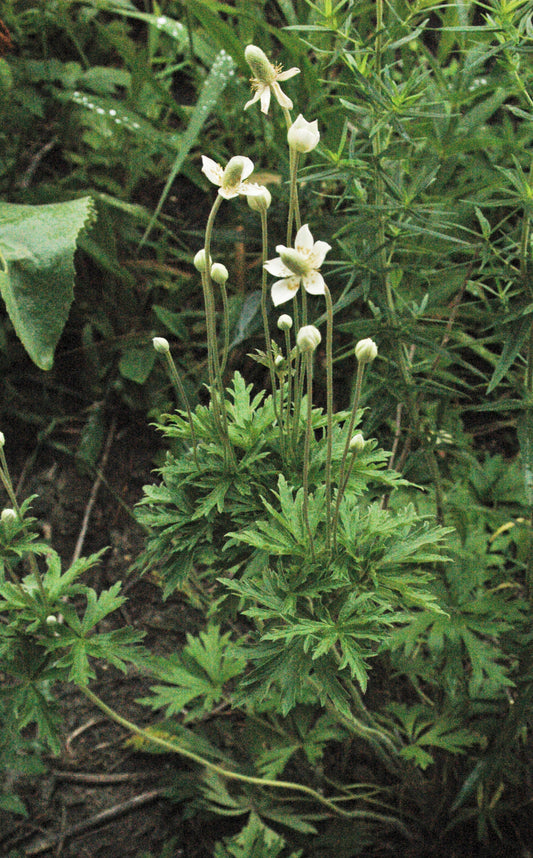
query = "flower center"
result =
(279, 248, 311, 278)
(221, 157, 246, 189)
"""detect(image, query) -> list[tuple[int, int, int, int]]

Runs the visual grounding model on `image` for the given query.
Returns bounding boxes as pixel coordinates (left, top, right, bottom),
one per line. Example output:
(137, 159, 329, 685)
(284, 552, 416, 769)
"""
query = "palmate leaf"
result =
(141, 625, 246, 718)
(388, 703, 481, 770)
(0, 197, 95, 369)
(214, 811, 304, 858)
(229, 477, 326, 557)
(10, 681, 62, 754)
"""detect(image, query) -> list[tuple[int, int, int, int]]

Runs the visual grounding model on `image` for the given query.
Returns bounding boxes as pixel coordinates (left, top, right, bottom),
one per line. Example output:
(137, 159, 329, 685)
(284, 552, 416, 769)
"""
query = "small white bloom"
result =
(355, 338, 378, 364)
(265, 224, 331, 306)
(244, 45, 300, 114)
(152, 337, 170, 354)
(247, 186, 272, 213)
(211, 263, 229, 285)
(277, 314, 293, 331)
(297, 325, 322, 353)
(201, 155, 263, 200)
(287, 115, 320, 153)
(349, 433, 365, 453)
(193, 248, 211, 272)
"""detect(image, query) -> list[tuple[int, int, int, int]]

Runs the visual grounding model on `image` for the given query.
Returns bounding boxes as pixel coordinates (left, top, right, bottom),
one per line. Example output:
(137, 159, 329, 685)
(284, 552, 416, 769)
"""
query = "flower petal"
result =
(201, 155, 223, 186)
(277, 67, 300, 81)
(302, 270, 326, 295)
(271, 81, 293, 110)
(260, 85, 271, 114)
(238, 181, 264, 197)
(218, 188, 240, 199)
(271, 277, 301, 306)
(239, 157, 255, 182)
(244, 90, 261, 111)
(294, 224, 314, 252)
(265, 257, 293, 277)
(308, 240, 332, 268)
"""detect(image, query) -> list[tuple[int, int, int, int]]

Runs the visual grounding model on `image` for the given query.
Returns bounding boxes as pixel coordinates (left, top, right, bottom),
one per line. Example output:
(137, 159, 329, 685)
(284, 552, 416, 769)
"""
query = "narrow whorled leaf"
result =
(487, 315, 531, 394)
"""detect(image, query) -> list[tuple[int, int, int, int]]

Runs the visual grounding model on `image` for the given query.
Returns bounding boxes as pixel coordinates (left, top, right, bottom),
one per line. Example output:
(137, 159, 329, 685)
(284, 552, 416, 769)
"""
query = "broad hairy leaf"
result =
(0, 197, 94, 369)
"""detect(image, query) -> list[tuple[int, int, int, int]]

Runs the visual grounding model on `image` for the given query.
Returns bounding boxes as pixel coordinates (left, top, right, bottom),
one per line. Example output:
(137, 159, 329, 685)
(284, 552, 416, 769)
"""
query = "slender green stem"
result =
(290, 297, 302, 444)
(287, 149, 300, 247)
(292, 337, 307, 449)
(161, 351, 199, 469)
(259, 211, 283, 454)
(302, 352, 316, 562)
(282, 106, 301, 245)
(283, 328, 294, 453)
(332, 361, 365, 549)
(203, 196, 235, 466)
(76, 683, 412, 826)
(218, 278, 230, 377)
(324, 287, 334, 550)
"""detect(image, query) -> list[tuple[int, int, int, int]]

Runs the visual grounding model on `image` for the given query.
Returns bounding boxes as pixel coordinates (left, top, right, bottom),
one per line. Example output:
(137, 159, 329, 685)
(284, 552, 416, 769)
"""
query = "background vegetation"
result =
(1, 0, 533, 855)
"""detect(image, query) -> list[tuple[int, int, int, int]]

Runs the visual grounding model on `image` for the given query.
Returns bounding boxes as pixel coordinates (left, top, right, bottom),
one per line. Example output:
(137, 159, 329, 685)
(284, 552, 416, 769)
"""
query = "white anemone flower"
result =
(244, 45, 300, 114)
(264, 224, 331, 306)
(287, 115, 320, 153)
(201, 155, 263, 200)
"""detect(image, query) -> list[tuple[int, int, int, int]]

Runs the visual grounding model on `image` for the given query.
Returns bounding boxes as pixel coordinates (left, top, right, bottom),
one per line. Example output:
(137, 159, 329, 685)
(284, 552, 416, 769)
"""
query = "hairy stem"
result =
(76, 683, 412, 832)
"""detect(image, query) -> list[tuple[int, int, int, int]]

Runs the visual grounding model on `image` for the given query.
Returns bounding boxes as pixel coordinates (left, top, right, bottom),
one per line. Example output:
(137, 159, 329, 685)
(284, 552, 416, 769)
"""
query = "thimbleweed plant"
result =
(2, 34, 527, 849)
(128, 44, 456, 840)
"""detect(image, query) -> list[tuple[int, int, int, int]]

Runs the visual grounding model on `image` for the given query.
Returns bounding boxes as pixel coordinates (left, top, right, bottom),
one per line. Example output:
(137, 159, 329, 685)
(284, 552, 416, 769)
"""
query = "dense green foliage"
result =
(1, 0, 533, 855)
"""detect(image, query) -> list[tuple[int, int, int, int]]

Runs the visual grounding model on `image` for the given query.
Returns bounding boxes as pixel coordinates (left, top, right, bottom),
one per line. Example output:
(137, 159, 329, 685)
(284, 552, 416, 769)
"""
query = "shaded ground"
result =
(0, 417, 219, 858)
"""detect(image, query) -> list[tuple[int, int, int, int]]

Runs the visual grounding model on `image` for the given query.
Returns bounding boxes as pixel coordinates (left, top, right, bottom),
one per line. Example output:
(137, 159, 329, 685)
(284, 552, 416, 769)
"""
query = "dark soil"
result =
(0, 417, 217, 858)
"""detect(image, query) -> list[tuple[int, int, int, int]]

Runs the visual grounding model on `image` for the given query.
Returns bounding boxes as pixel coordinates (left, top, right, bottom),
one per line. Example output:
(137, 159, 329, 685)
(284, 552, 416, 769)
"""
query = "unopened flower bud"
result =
(46, 614, 58, 626)
(297, 325, 322, 353)
(349, 433, 365, 453)
(287, 115, 320, 153)
(277, 314, 293, 331)
(193, 248, 211, 272)
(1, 508, 17, 523)
(274, 354, 285, 368)
(355, 338, 378, 364)
(152, 337, 170, 354)
(247, 186, 272, 213)
(211, 263, 229, 285)
(244, 45, 275, 84)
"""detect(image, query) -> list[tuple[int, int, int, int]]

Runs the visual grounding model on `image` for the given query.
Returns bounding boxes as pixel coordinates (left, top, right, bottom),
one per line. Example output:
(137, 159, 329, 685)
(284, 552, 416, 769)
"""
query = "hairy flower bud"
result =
(245, 45, 275, 84)
(287, 115, 320, 153)
(1, 508, 17, 524)
(247, 186, 272, 213)
(355, 338, 378, 364)
(211, 263, 229, 285)
(297, 325, 322, 353)
(46, 614, 58, 626)
(349, 433, 365, 453)
(277, 314, 293, 331)
(193, 248, 211, 272)
(274, 354, 285, 368)
(152, 337, 170, 354)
